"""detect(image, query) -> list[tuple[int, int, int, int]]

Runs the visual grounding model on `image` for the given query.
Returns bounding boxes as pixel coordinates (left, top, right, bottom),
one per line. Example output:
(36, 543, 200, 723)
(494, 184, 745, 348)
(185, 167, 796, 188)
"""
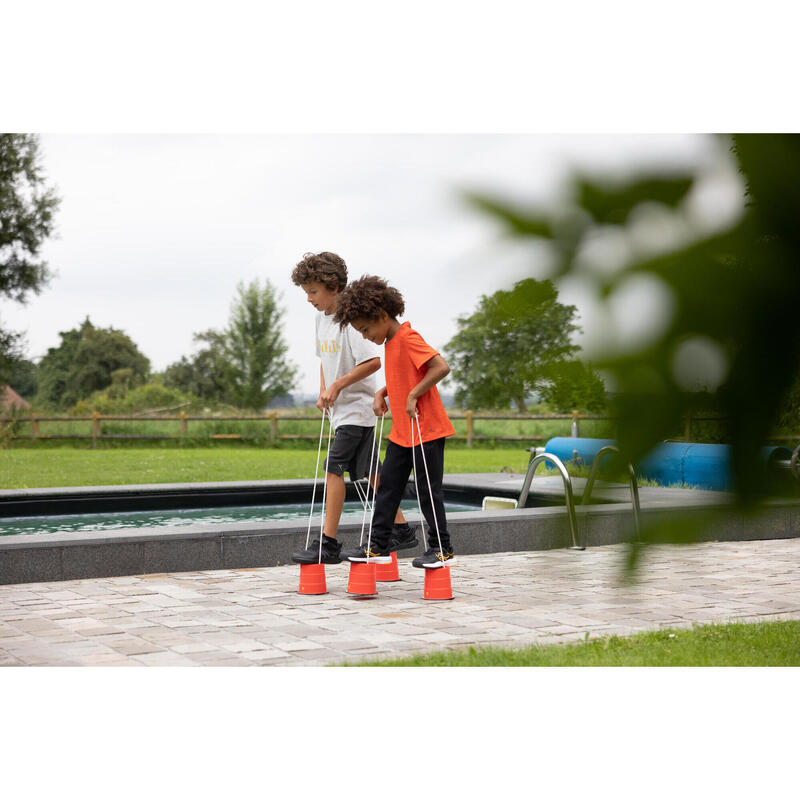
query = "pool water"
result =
(0, 499, 479, 537)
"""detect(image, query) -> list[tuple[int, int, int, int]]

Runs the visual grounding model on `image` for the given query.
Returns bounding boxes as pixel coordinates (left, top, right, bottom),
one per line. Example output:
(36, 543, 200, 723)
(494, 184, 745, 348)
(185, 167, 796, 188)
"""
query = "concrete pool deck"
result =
(1, 538, 798, 666)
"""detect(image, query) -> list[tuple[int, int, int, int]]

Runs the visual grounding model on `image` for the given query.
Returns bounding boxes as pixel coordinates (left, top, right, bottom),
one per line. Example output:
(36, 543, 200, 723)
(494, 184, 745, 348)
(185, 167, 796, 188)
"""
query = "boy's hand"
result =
(315, 396, 326, 412)
(406, 395, 418, 419)
(373, 387, 388, 417)
(319, 382, 341, 408)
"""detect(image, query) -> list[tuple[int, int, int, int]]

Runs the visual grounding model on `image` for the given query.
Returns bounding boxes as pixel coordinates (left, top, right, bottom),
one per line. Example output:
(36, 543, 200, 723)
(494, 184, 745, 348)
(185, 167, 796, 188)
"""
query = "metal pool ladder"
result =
(518, 451, 583, 550)
(517, 446, 642, 550)
(581, 445, 641, 545)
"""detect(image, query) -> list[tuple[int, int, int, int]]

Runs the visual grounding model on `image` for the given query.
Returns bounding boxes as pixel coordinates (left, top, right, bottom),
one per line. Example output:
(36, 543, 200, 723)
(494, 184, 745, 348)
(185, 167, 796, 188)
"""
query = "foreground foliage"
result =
(469, 135, 800, 568)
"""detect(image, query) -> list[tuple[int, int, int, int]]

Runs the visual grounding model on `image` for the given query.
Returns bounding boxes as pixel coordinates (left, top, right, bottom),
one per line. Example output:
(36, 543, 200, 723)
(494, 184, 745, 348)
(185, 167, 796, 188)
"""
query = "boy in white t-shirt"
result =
(289, 251, 418, 564)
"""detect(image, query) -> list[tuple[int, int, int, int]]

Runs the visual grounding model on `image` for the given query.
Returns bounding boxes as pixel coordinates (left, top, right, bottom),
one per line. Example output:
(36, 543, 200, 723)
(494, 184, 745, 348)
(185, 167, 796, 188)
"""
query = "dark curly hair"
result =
(333, 274, 405, 329)
(291, 251, 347, 292)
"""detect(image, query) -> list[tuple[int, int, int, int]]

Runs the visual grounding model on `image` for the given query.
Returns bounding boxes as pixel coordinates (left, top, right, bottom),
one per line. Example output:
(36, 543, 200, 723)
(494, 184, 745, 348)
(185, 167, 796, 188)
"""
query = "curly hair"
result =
(333, 274, 405, 328)
(291, 251, 347, 292)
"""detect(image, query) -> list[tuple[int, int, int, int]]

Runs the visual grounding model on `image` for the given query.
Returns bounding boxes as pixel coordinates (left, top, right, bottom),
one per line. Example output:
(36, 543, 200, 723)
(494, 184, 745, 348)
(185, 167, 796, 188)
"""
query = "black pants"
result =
(371, 437, 452, 552)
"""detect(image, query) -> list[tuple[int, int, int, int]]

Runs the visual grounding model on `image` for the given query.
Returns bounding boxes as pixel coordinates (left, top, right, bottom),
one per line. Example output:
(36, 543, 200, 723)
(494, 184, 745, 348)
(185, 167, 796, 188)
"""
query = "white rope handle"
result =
(358, 415, 379, 546)
(365, 413, 385, 555)
(353, 479, 371, 513)
(305, 408, 333, 563)
(317, 410, 334, 562)
(358, 413, 385, 549)
(411, 413, 445, 558)
(305, 408, 328, 549)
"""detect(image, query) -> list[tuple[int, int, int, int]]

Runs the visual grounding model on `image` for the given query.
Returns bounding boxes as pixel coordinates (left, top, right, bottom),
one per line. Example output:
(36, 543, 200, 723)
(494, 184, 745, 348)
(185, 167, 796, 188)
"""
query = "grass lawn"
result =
(0, 446, 533, 489)
(355, 620, 800, 666)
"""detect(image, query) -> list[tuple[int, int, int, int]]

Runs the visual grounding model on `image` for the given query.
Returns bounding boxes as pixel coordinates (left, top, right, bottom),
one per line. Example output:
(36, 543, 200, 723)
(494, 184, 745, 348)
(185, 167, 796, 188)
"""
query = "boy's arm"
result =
(316, 365, 327, 412)
(319, 357, 381, 408)
(406, 354, 450, 418)
(374, 386, 388, 417)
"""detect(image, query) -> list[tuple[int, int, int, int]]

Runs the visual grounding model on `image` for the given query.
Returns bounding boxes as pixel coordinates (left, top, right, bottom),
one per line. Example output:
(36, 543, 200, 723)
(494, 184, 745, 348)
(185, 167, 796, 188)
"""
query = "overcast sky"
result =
(2, 133, 745, 398)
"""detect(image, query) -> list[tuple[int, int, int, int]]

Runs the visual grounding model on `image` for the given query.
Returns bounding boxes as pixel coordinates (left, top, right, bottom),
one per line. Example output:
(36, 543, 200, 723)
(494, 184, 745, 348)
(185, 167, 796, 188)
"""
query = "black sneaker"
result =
(412, 548, 457, 569)
(389, 524, 419, 552)
(291, 537, 342, 565)
(342, 542, 392, 564)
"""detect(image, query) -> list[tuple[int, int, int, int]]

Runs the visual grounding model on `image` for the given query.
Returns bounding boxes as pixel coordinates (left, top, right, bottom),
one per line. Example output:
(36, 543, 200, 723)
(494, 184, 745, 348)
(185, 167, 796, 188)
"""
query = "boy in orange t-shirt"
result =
(334, 275, 457, 568)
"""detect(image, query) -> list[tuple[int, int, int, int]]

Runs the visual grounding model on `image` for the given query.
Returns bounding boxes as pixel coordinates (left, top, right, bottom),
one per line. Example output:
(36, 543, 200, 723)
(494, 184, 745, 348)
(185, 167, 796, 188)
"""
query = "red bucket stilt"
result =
(376, 551, 400, 582)
(298, 563, 327, 595)
(347, 561, 378, 596)
(423, 565, 453, 600)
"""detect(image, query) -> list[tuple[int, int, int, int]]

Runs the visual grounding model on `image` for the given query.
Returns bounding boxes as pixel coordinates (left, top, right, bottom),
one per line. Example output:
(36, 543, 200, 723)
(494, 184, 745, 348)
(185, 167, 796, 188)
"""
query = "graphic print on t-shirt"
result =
(318, 337, 341, 355)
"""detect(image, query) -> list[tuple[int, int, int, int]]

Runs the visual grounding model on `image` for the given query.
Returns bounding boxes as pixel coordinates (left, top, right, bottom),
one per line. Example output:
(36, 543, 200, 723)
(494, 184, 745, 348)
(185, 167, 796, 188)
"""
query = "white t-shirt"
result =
(316, 311, 381, 429)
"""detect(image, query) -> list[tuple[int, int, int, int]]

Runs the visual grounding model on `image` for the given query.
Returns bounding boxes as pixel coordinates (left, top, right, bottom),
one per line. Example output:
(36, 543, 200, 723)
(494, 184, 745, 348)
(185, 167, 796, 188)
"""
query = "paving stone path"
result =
(1, 539, 798, 666)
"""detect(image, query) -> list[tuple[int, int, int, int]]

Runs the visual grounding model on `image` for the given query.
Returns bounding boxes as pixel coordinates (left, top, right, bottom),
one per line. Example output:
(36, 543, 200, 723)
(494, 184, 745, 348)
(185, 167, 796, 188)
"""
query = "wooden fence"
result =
(2, 410, 797, 448)
(2, 410, 607, 448)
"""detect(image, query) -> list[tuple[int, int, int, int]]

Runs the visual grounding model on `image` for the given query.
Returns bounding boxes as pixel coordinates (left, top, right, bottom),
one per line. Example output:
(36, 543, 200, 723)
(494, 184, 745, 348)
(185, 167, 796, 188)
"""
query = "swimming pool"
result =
(0, 498, 479, 537)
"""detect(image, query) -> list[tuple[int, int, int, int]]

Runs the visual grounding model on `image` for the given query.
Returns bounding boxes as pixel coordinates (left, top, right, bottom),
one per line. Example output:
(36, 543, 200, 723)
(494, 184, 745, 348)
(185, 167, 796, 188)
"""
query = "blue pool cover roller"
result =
(544, 437, 792, 491)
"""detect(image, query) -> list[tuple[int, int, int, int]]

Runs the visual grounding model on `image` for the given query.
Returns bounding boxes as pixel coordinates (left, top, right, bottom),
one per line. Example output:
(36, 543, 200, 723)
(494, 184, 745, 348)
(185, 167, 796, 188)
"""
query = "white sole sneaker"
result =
(422, 557, 457, 568)
(346, 555, 393, 564)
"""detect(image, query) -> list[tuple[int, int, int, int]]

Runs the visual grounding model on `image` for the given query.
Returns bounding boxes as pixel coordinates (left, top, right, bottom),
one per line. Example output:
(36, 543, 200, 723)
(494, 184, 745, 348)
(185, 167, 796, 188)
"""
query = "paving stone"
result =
(239, 648, 295, 661)
(170, 642, 221, 654)
(76, 653, 139, 666)
(2, 539, 799, 665)
(109, 639, 164, 656)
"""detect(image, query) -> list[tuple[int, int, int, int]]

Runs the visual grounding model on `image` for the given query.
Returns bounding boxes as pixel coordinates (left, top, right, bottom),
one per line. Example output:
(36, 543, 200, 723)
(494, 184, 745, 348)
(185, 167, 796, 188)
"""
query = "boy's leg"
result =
(413, 437, 452, 553)
(351, 427, 410, 531)
(345, 441, 412, 559)
(291, 426, 358, 564)
(291, 472, 344, 561)
(368, 472, 407, 525)
(322, 425, 367, 540)
(369, 442, 413, 550)
(323, 472, 345, 538)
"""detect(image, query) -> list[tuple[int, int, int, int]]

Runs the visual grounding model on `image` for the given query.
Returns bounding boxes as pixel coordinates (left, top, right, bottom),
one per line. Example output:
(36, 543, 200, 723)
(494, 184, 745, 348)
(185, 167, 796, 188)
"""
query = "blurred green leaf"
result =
(463, 191, 554, 238)
(578, 174, 694, 225)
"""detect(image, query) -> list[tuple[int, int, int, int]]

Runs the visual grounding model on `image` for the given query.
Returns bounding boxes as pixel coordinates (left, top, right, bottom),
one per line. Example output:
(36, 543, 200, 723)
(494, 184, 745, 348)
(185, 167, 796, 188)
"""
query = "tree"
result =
(36, 318, 150, 408)
(0, 134, 60, 384)
(222, 280, 298, 410)
(445, 278, 580, 412)
(162, 330, 230, 403)
(539, 359, 607, 413)
(6, 357, 38, 399)
(164, 280, 298, 410)
(0, 328, 26, 389)
(34, 325, 81, 408)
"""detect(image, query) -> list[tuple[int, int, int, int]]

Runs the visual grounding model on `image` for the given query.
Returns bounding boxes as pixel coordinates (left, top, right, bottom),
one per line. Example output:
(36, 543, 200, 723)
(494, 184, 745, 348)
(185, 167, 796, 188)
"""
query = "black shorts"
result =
(324, 425, 381, 480)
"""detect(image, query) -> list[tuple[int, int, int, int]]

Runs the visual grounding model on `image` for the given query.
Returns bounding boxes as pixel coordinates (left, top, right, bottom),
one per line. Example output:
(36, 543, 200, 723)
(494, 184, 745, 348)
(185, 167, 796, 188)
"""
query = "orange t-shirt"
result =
(385, 322, 456, 447)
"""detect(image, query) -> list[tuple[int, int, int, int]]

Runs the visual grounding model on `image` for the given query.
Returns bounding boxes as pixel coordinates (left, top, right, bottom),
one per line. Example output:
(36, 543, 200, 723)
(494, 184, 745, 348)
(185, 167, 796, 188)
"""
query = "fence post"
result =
(92, 412, 101, 448)
(684, 411, 692, 441)
(270, 411, 279, 444)
(466, 410, 474, 448)
(32, 416, 40, 438)
(180, 410, 188, 438)
(571, 410, 580, 438)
